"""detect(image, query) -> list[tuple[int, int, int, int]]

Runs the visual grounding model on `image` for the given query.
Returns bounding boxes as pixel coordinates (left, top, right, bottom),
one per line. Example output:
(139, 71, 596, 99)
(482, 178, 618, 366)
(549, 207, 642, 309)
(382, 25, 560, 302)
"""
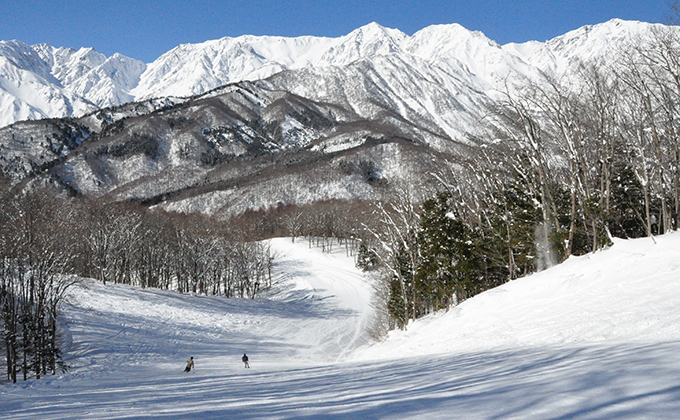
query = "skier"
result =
(184, 356, 194, 372)
(242, 353, 250, 368)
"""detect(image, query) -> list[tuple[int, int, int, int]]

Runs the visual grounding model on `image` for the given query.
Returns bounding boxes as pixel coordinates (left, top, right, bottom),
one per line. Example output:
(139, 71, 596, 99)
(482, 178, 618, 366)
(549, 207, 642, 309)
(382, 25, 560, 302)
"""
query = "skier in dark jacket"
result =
(185, 356, 194, 372)
(242, 353, 250, 368)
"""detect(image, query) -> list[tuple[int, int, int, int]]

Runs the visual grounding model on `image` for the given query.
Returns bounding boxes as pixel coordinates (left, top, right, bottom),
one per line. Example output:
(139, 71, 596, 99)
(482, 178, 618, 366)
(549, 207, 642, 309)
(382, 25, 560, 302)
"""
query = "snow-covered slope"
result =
(132, 22, 411, 101)
(0, 40, 146, 127)
(503, 18, 652, 76)
(0, 19, 670, 129)
(2, 233, 680, 419)
(259, 51, 490, 145)
(406, 23, 535, 89)
(357, 232, 680, 359)
(131, 34, 335, 100)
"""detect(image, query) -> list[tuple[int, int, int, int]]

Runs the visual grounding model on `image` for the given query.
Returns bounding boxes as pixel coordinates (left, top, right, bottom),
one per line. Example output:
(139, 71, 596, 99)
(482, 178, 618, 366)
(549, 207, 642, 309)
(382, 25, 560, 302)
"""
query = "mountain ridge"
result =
(0, 19, 663, 129)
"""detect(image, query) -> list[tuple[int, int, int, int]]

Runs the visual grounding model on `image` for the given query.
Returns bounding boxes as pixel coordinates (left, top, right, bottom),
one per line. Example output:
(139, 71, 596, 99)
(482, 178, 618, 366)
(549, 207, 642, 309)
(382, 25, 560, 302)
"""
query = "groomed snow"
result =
(2, 234, 680, 419)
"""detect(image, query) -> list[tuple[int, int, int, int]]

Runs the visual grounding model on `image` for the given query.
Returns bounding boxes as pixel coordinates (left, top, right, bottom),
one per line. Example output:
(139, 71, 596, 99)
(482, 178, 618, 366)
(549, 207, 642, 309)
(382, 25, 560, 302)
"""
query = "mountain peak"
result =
(355, 21, 386, 31)
(315, 22, 408, 66)
(410, 22, 497, 45)
(344, 21, 408, 45)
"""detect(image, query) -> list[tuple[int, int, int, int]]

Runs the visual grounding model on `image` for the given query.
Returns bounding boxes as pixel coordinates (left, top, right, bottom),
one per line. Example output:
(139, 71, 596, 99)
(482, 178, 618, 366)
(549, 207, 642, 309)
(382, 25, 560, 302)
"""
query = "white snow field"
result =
(2, 234, 680, 419)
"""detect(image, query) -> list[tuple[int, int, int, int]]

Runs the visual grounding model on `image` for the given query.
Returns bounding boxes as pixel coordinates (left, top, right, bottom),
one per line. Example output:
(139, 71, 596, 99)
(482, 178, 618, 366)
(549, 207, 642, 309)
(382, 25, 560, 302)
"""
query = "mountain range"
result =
(0, 19, 669, 216)
(0, 19, 653, 129)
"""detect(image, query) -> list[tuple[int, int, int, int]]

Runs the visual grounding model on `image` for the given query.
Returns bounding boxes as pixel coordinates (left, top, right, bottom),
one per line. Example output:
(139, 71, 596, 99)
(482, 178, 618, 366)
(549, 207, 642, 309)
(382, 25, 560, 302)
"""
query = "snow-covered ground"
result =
(2, 234, 680, 419)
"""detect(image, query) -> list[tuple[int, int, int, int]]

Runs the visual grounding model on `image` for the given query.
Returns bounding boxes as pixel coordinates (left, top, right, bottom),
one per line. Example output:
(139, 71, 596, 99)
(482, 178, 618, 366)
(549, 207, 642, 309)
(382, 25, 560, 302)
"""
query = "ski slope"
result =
(2, 234, 680, 419)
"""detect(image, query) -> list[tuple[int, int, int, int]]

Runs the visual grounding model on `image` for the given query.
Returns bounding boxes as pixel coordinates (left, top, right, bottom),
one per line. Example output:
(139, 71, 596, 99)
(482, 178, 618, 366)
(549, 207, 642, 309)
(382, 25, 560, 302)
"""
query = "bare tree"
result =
(363, 180, 421, 328)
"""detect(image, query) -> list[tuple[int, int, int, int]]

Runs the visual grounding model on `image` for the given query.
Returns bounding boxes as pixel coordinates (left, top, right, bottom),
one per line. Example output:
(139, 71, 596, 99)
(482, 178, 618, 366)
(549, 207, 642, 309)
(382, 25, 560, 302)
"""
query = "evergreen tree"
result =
(416, 192, 478, 310)
(356, 243, 377, 271)
(387, 243, 416, 329)
(608, 159, 647, 238)
(491, 181, 542, 278)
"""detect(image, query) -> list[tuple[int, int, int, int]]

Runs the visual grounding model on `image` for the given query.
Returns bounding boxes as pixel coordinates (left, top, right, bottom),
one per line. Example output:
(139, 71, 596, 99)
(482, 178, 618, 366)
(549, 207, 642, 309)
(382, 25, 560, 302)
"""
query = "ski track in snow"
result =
(2, 235, 680, 419)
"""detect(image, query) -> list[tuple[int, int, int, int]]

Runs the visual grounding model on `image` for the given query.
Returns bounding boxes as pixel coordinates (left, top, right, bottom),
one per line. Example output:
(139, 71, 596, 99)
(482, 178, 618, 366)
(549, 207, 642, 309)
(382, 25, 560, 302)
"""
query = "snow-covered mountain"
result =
(0, 19, 672, 216)
(0, 19, 665, 129)
(503, 18, 650, 76)
(0, 41, 146, 127)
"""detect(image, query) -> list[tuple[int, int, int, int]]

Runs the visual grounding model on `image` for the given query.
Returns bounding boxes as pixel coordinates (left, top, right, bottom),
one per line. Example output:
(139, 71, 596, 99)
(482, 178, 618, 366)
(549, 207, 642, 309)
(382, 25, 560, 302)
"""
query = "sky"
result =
(0, 0, 673, 63)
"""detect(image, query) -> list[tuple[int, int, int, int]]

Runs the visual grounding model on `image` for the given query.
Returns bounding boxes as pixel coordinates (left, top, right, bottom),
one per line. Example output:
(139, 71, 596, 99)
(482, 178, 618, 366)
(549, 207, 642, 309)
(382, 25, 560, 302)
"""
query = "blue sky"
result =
(0, 0, 672, 63)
